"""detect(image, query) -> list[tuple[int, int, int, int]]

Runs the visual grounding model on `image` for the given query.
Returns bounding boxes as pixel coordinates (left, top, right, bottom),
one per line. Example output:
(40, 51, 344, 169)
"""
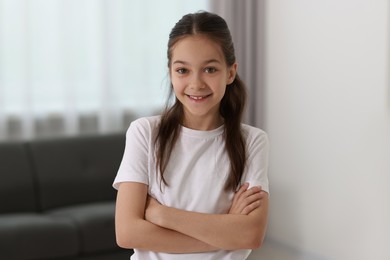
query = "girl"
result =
(113, 11, 269, 260)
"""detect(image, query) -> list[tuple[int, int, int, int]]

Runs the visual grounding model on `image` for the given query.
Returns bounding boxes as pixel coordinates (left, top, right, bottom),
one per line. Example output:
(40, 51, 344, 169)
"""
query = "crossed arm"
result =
(115, 182, 268, 253)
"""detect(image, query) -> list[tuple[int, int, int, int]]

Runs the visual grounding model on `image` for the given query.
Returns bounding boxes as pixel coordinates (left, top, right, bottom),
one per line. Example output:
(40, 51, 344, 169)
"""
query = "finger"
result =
(233, 191, 260, 214)
(233, 188, 262, 214)
(242, 200, 261, 215)
(258, 190, 268, 198)
(229, 183, 249, 214)
(242, 192, 262, 207)
(232, 182, 249, 203)
(249, 185, 262, 193)
(239, 186, 262, 201)
(229, 184, 264, 214)
(236, 182, 249, 195)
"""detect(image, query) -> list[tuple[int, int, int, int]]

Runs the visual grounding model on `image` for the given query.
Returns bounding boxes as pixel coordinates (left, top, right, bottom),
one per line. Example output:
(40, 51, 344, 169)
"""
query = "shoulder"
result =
(126, 115, 161, 139)
(129, 115, 161, 129)
(241, 124, 269, 148)
(241, 124, 268, 140)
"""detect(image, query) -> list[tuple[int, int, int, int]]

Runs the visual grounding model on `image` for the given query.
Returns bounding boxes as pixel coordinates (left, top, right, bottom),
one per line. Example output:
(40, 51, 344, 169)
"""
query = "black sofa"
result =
(0, 133, 133, 260)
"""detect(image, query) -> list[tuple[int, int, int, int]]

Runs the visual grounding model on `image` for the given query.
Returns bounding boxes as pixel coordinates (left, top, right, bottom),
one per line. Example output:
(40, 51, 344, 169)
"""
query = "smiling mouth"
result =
(187, 94, 211, 100)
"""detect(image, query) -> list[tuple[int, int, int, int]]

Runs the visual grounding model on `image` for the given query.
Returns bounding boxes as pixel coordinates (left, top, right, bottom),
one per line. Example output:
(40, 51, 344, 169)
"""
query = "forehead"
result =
(171, 35, 225, 65)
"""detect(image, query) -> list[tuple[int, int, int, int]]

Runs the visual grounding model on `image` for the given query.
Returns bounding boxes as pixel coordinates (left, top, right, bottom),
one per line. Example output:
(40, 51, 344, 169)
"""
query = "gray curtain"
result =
(210, 0, 266, 129)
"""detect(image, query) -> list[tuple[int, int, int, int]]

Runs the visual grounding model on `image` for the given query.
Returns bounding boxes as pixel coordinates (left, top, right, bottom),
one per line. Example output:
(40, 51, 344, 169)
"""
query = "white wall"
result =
(254, 1, 390, 259)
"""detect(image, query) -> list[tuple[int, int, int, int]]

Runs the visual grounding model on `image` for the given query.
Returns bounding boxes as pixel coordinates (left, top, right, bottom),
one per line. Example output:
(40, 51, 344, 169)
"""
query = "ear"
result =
(227, 63, 238, 85)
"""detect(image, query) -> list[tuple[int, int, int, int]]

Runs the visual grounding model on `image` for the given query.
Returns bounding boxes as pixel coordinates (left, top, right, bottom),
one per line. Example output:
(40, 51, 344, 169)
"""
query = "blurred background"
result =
(0, 0, 389, 259)
(0, 0, 210, 140)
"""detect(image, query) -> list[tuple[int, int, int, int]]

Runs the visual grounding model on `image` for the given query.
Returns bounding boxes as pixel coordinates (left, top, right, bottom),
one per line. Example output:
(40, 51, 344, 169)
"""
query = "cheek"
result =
(211, 77, 228, 91)
(216, 82, 228, 98)
(171, 79, 185, 96)
(171, 78, 179, 90)
(171, 77, 187, 90)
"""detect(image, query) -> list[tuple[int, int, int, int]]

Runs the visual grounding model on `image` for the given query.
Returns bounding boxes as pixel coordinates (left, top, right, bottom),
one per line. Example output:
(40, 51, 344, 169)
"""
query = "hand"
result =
(145, 195, 163, 225)
(228, 183, 265, 215)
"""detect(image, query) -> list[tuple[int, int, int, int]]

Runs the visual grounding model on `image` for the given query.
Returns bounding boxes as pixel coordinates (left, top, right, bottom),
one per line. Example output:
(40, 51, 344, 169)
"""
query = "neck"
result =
(182, 114, 224, 131)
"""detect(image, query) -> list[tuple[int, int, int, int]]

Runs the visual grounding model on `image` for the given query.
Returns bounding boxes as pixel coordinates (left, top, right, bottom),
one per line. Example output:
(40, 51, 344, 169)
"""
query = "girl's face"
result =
(170, 35, 237, 130)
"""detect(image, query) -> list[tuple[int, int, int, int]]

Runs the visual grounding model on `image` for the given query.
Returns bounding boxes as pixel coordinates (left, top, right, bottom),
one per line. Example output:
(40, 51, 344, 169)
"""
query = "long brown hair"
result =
(155, 11, 247, 191)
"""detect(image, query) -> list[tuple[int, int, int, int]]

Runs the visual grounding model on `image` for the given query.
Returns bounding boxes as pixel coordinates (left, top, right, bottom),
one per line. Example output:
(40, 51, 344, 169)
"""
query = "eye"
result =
(176, 68, 188, 74)
(204, 67, 217, 73)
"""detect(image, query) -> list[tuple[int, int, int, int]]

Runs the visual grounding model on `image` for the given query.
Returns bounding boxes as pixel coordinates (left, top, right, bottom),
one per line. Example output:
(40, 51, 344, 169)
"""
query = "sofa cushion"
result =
(0, 142, 37, 213)
(0, 213, 79, 260)
(28, 133, 125, 210)
(49, 201, 118, 254)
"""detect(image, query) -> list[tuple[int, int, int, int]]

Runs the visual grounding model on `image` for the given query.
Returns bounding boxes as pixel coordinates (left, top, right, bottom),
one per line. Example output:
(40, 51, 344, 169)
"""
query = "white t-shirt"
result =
(113, 116, 269, 260)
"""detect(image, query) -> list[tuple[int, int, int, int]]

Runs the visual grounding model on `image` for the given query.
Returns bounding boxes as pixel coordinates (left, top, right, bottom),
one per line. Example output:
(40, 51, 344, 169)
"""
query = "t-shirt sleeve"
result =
(113, 119, 150, 190)
(242, 129, 270, 194)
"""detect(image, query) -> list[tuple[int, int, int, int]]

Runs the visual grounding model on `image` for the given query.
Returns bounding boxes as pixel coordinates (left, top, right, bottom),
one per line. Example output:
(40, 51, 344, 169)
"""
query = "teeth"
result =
(189, 95, 207, 100)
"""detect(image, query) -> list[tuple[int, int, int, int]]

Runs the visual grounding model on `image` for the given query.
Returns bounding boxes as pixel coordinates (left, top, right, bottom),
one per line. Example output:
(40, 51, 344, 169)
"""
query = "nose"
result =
(189, 72, 205, 90)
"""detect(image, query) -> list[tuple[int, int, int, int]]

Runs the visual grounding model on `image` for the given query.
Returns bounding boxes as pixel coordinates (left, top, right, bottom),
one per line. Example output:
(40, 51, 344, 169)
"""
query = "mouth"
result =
(186, 94, 211, 101)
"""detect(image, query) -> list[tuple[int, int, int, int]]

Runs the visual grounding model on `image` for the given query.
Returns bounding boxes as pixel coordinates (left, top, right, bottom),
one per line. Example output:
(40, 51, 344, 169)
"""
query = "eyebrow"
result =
(172, 59, 222, 65)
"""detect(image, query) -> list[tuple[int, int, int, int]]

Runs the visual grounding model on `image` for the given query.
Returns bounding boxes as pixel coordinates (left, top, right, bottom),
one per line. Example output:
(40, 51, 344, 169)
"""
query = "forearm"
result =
(117, 214, 218, 253)
(116, 182, 218, 253)
(155, 205, 268, 250)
